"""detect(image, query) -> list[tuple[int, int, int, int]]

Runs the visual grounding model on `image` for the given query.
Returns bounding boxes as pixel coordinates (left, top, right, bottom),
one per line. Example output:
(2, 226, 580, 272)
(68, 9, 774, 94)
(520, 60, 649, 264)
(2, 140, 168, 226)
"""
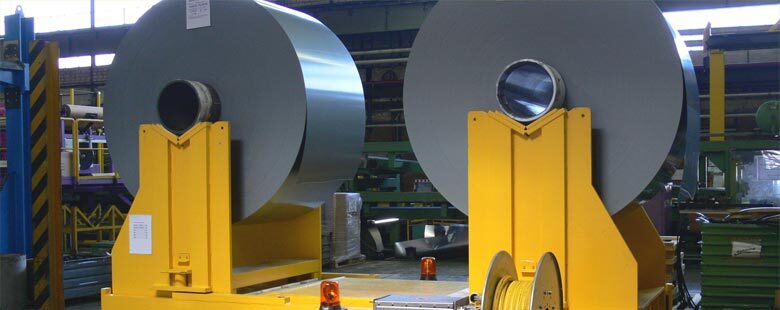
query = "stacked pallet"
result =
(701, 223, 779, 309)
(322, 193, 364, 268)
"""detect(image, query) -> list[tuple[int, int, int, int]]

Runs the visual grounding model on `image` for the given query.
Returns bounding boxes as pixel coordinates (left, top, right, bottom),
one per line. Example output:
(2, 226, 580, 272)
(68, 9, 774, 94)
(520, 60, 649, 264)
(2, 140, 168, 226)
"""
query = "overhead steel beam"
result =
(707, 31, 780, 51)
(695, 62, 780, 94)
(36, 25, 129, 58)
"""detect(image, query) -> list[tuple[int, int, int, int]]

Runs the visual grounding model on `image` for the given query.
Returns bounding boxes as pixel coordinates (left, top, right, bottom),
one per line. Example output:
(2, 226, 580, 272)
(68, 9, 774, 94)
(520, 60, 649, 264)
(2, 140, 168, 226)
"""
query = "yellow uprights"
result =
(709, 49, 725, 142)
(105, 120, 323, 309)
(109, 122, 233, 297)
(468, 109, 643, 309)
(97, 91, 104, 173)
(613, 203, 666, 291)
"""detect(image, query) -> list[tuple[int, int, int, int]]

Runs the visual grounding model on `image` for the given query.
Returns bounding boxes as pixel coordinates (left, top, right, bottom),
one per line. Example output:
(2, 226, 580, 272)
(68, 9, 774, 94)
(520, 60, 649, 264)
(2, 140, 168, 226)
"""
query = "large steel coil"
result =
(403, 0, 700, 215)
(105, 0, 365, 222)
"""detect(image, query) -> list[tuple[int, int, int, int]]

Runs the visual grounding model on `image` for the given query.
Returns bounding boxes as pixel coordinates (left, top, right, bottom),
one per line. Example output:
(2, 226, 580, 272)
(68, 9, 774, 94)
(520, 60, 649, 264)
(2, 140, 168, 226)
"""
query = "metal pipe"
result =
(366, 155, 418, 164)
(700, 92, 780, 99)
(700, 131, 764, 137)
(700, 113, 755, 118)
(350, 48, 410, 56)
(59, 89, 97, 96)
(61, 104, 103, 119)
(355, 58, 408, 66)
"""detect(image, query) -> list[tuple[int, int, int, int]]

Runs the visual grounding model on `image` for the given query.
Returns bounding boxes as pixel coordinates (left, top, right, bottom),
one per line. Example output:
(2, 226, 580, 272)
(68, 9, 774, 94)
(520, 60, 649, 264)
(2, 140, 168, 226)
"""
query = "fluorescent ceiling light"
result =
(679, 34, 704, 42)
(59, 53, 116, 69)
(59, 56, 91, 69)
(95, 54, 115, 66)
(663, 5, 780, 52)
(664, 4, 780, 30)
(372, 218, 400, 224)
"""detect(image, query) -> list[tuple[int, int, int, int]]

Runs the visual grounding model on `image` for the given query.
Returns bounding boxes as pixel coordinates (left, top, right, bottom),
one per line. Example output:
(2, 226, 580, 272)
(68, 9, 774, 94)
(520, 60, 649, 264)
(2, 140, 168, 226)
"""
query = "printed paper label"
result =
(731, 239, 761, 258)
(186, 0, 211, 30)
(129, 215, 152, 255)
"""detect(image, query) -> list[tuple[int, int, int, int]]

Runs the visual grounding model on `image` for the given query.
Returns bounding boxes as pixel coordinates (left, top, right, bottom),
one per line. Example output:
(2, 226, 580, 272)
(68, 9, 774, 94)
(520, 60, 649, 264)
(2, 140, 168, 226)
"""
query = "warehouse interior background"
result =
(0, 0, 778, 309)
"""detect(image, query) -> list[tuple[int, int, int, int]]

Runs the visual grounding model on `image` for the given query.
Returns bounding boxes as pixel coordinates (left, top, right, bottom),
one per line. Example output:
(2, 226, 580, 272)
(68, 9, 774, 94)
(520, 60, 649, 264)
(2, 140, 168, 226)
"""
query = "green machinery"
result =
(697, 25, 779, 204)
(698, 100, 780, 203)
(756, 100, 779, 135)
(697, 28, 779, 203)
(353, 141, 465, 221)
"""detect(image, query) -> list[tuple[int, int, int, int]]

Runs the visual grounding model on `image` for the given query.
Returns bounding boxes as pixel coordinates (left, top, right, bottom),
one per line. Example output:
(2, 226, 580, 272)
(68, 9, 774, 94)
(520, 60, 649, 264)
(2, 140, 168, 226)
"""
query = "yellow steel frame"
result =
(102, 122, 333, 308)
(468, 109, 671, 309)
(62, 88, 108, 177)
(709, 49, 725, 142)
(103, 121, 466, 309)
(104, 108, 671, 309)
(61, 117, 116, 181)
(96, 91, 104, 172)
(62, 204, 125, 254)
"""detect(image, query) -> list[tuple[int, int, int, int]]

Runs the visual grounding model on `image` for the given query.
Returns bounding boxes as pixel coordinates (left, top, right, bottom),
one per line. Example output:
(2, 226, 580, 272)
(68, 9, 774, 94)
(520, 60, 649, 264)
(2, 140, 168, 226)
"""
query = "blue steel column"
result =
(0, 7, 35, 256)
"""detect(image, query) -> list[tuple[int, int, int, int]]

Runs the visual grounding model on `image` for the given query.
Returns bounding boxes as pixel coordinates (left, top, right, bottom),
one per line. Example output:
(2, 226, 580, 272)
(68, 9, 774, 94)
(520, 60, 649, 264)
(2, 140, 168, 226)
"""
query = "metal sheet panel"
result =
(403, 0, 698, 214)
(105, 0, 364, 222)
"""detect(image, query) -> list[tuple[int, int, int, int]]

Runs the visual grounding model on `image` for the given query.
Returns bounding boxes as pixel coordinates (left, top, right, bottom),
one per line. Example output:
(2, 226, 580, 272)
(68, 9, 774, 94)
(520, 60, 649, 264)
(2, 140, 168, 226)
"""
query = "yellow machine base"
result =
(467, 109, 671, 309)
(104, 111, 672, 309)
(101, 278, 468, 309)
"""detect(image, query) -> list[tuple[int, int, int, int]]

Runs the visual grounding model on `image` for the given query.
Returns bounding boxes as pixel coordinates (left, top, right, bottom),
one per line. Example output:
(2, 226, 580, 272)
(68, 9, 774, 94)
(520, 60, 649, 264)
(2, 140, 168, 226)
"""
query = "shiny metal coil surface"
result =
(403, 0, 699, 215)
(105, 0, 365, 222)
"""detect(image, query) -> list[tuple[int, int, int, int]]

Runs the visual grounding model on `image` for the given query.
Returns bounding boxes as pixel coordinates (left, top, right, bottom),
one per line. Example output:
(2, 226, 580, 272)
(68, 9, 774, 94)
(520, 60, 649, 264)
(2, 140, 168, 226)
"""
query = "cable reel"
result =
(481, 251, 563, 310)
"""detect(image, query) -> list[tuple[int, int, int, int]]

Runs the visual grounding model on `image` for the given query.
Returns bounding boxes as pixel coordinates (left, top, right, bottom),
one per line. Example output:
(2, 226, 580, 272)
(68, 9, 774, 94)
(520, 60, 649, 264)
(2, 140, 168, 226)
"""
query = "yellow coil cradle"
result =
(493, 277, 533, 310)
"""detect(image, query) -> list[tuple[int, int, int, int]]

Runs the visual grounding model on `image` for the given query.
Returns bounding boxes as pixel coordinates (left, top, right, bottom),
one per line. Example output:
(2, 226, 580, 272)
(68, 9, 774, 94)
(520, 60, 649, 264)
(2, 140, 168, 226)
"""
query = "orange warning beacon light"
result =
(420, 257, 437, 281)
(320, 280, 342, 309)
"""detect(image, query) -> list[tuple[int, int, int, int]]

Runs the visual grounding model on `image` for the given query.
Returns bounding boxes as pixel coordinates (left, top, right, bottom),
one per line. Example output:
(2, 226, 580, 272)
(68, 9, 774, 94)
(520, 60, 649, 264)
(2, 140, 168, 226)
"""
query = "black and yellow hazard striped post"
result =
(28, 40, 64, 309)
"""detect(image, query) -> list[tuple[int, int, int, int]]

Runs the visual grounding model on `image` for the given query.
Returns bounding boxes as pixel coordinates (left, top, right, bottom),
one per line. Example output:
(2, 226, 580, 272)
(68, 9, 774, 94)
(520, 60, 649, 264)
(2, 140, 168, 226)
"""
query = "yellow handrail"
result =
(60, 117, 117, 182)
(62, 203, 126, 254)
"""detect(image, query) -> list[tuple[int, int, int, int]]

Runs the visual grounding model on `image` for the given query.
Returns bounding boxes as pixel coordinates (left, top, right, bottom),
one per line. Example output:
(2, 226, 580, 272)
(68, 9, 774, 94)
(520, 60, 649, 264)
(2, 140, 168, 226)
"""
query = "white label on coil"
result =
(186, 0, 211, 30)
(731, 240, 761, 258)
(129, 215, 152, 254)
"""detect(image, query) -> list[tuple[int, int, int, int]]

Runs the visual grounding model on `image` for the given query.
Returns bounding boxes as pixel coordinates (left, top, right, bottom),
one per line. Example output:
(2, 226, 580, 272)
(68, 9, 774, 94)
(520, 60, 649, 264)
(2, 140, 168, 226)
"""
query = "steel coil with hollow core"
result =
(104, 0, 365, 222)
(61, 104, 103, 119)
(403, 0, 700, 215)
